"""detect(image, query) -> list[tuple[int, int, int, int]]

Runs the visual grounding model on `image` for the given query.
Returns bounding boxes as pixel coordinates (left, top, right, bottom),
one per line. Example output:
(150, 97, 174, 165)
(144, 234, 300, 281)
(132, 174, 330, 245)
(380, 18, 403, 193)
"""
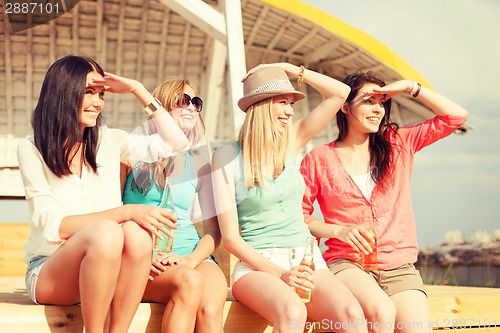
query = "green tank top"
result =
(233, 142, 310, 249)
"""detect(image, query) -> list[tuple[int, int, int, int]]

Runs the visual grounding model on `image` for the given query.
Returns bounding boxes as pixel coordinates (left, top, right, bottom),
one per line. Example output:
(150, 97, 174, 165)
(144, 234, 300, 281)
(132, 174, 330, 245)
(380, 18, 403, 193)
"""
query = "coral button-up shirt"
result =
(300, 115, 467, 270)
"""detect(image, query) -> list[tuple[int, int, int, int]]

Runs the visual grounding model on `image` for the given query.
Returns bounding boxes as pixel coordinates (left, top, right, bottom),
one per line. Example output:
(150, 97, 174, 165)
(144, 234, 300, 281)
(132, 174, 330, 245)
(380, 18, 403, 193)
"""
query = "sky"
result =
(2, 0, 499, 248)
(304, 0, 500, 247)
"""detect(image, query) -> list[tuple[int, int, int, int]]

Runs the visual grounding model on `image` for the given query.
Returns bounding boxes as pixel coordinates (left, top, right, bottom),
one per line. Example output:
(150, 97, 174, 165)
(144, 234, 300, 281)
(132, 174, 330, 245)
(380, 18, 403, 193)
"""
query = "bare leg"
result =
(143, 264, 203, 332)
(306, 269, 367, 333)
(391, 290, 431, 333)
(108, 221, 152, 333)
(336, 268, 396, 333)
(36, 220, 125, 333)
(194, 262, 227, 333)
(232, 271, 307, 333)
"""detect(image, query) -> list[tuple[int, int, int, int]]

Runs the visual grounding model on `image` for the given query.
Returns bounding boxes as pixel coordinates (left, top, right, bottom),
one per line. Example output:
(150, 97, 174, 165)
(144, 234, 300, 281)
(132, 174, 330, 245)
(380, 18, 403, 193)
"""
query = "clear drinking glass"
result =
(153, 177, 175, 253)
(361, 225, 377, 270)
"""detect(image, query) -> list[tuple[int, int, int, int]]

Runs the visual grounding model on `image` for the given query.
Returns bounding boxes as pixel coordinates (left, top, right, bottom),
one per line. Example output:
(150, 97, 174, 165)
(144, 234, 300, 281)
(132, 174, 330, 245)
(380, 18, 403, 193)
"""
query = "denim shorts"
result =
(25, 255, 49, 304)
(232, 244, 328, 285)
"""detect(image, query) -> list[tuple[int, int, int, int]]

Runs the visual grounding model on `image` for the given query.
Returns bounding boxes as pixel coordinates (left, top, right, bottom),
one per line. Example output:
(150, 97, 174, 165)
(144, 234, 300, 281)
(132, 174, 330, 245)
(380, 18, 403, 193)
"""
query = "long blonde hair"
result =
(238, 97, 291, 189)
(131, 79, 205, 193)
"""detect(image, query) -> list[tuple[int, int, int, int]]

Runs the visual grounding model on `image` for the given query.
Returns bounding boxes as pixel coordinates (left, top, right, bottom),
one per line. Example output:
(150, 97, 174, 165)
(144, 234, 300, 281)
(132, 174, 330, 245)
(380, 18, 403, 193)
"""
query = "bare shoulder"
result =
(211, 142, 238, 169)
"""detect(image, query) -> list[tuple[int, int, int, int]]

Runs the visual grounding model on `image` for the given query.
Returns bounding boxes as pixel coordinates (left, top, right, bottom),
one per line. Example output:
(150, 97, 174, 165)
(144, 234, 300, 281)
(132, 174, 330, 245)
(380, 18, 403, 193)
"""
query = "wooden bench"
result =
(1, 223, 500, 333)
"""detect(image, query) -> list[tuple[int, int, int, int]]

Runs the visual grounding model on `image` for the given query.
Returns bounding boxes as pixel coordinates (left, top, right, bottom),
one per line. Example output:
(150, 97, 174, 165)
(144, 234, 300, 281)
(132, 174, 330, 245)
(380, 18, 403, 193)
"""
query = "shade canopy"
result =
(0, 0, 468, 196)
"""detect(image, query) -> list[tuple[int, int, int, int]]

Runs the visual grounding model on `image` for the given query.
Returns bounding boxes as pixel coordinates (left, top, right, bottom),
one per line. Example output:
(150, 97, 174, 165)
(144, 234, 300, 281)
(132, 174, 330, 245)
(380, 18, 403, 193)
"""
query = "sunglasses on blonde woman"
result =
(177, 93, 203, 112)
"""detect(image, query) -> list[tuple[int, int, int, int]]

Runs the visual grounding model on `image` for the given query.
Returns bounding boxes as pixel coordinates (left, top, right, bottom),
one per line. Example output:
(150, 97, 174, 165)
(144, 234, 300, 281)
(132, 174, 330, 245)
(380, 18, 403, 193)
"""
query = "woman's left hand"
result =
(149, 253, 185, 280)
(156, 252, 185, 266)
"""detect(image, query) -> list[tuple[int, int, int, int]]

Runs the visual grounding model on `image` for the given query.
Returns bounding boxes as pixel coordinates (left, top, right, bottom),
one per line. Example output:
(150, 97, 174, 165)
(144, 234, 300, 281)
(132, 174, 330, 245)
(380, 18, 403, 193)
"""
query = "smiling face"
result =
(80, 71, 104, 130)
(271, 93, 295, 133)
(176, 85, 200, 133)
(344, 83, 386, 135)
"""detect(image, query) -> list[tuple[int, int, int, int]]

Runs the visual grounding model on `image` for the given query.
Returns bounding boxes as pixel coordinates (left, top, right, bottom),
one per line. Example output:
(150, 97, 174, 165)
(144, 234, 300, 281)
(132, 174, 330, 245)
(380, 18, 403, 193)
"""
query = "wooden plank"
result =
(96, 0, 104, 64)
(72, 2, 79, 54)
(1, 278, 500, 332)
(179, 22, 191, 77)
(2, 225, 500, 332)
(203, 39, 227, 143)
(0, 277, 328, 333)
(3, 16, 13, 136)
(112, 0, 126, 125)
(245, 5, 270, 47)
(0, 224, 29, 276)
(224, 0, 246, 135)
(25, 29, 33, 127)
(156, 6, 170, 84)
(159, 0, 227, 43)
(426, 285, 500, 326)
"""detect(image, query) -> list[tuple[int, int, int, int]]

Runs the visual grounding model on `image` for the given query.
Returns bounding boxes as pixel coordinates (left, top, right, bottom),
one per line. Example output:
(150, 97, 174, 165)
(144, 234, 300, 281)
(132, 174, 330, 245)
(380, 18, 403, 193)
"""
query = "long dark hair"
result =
(32, 55, 104, 177)
(337, 71, 398, 189)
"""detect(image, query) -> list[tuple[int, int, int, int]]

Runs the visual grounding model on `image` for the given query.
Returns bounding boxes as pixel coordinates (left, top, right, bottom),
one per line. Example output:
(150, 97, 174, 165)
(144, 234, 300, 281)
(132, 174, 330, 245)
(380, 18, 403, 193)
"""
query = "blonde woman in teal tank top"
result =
(121, 80, 226, 333)
(212, 63, 369, 333)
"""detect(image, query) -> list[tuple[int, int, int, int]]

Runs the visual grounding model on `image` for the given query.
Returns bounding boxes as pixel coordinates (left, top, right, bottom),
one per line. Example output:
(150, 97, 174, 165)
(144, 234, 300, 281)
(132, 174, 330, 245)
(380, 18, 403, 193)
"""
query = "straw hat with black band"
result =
(238, 66, 306, 112)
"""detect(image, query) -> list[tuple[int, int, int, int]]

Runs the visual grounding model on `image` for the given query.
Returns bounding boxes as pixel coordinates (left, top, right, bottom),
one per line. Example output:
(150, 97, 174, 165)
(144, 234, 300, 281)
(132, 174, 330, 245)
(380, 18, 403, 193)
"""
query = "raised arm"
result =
(242, 63, 350, 152)
(92, 72, 189, 153)
(372, 80, 468, 118)
(287, 65, 350, 150)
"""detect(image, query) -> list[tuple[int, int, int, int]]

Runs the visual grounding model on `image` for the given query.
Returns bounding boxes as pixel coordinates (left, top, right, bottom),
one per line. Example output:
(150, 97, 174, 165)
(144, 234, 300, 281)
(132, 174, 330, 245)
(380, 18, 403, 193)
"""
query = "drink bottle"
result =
(295, 236, 315, 303)
(361, 227, 377, 270)
(153, 177, 175, 253)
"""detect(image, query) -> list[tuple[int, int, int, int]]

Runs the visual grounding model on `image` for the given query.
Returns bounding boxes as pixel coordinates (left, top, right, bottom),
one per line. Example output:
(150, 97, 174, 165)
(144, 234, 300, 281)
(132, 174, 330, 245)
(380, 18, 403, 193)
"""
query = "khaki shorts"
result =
(328, 259, 426, 297)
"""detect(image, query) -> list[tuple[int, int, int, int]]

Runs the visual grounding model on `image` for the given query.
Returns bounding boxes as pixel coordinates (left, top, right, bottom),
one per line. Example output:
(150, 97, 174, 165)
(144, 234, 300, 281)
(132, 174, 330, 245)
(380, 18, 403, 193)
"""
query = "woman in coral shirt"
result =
(301, 71, 467, 333)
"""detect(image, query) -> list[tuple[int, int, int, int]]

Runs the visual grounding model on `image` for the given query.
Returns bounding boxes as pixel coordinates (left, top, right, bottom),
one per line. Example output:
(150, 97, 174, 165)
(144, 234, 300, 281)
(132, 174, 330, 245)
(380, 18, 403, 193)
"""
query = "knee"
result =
(122, 221, 152, 261)
(87, 220, 124, 259)
(197, 301, 223, 321)
(367, 300, 396, 324)
(279, 300, 308, 324)
(336, 299, 366, 323)
(173, 268, 204, 301)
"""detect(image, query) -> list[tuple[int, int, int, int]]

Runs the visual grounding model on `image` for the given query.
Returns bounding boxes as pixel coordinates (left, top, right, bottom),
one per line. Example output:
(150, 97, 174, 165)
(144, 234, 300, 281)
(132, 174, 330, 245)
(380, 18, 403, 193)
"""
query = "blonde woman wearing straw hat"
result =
(212, 63, 368, 333)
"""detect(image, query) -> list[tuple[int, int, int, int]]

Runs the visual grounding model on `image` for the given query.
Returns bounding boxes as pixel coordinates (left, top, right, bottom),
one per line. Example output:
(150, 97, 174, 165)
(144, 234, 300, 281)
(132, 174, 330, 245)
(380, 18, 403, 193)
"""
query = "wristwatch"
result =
(143, 98, 162, 117)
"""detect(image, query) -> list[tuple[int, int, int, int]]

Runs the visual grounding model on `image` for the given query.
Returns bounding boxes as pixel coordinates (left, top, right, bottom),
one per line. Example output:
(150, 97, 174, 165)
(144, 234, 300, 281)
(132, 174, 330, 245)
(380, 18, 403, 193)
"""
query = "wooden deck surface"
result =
(2, 276, 500, 332)
(1, 223, 500, 332)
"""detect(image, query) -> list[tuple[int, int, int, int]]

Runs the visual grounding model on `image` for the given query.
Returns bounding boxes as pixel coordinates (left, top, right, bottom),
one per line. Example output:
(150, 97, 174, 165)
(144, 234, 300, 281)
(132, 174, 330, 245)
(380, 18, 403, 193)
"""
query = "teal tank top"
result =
(233, 142, 310, 249)
(122, 152, 201, 257)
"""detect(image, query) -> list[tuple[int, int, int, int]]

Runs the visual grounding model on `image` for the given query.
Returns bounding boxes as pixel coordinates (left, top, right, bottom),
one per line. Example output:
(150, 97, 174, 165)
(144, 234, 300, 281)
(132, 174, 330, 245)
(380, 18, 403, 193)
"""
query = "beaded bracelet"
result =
(297, 65, 305, 86)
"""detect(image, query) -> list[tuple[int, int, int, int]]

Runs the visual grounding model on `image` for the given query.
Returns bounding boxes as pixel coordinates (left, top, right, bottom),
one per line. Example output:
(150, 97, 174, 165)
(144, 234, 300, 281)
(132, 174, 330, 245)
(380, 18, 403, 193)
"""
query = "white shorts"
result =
(231, 244, 327, 285)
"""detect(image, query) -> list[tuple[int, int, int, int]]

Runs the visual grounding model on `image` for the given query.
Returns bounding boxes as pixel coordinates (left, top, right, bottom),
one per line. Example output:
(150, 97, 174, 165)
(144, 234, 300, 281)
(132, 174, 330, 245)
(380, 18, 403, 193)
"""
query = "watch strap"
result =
(143, 98, 162, 117)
